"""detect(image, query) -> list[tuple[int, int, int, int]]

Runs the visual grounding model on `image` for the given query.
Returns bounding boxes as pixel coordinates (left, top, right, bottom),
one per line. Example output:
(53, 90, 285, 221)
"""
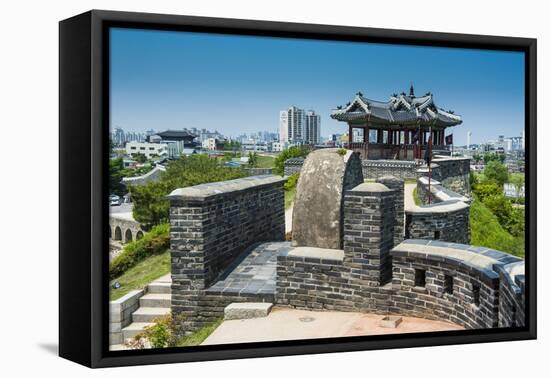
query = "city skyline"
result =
(110, 28, 525, 146)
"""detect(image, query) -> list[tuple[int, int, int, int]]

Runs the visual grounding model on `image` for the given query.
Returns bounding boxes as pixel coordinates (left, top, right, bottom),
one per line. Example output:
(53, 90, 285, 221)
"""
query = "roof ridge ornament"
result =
(409, 84, 415, 97)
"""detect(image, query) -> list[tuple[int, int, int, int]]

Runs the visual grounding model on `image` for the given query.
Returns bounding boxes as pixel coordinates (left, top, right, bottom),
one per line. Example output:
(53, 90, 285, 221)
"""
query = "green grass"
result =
(412, 187, 422, 206)
(404, 178, 417, 184)
(255, 155, 276, 168)
(285, 186, 296, 209)
(470, 199, 524, 258)
(110, 250, 171, 300)
(175, 318, 223, 347)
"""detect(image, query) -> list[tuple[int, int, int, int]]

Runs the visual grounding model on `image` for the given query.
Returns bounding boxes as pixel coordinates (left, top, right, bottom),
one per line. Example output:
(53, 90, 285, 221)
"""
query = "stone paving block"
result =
(224, 302, 273, 320)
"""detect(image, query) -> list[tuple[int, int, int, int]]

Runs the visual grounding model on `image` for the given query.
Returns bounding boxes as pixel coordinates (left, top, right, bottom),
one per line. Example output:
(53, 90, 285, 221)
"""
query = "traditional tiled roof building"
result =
(331, 86, 462, 160)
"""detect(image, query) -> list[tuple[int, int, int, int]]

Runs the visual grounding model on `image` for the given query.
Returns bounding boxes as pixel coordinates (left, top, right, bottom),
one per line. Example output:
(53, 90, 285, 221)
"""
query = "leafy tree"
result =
(473, 182, 501, 202)
(248, 152, 259, 167)
(472, 153, 482, 164)
(483, 194, 524, 237)
(129, 154, 247, 227)
(483, 153, 505, 164)
(109, 158, 126, 196)
(132, 153, 148, 163)
(484, 160, 509, 187)
(469, 169, 478, 190)
(273, 146, 310, 176)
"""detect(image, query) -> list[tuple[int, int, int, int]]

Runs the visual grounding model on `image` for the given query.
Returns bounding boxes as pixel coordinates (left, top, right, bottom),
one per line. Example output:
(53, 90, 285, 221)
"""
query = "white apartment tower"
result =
(305, 110, 321, 145)
(279, 106, 305, 144)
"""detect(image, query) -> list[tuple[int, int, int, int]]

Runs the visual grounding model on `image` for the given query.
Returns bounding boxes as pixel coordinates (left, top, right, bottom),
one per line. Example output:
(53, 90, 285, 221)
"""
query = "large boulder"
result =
(292, 148, 363, 249)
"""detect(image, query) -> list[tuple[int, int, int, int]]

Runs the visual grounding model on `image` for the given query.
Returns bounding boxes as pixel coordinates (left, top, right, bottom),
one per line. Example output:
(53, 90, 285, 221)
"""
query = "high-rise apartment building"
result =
(305, 110, 321, 145)
(279, 106, 320, 144)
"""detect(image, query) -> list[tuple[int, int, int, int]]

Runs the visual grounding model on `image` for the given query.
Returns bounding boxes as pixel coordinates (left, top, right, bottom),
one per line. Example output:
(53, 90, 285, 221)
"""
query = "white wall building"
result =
(202, 137, 218, 150)
(271, 141, 287, 152)
(242, 140, 268, 152)
(126, 141, 168, 158)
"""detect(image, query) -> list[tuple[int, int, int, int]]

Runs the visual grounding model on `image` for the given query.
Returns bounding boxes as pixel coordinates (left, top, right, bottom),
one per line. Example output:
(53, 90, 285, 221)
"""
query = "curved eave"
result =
(330, 112, 462, 128)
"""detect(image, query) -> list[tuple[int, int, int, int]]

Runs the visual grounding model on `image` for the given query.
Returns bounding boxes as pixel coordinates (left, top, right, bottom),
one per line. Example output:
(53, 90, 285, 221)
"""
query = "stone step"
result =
(121, 322, 153, 340)
(224, 302, 273, 320)
(147, 282, 171, 294)
(132, 307, 170, 323)
(156, 273, 172, 283)
(139, 293, 171, 308)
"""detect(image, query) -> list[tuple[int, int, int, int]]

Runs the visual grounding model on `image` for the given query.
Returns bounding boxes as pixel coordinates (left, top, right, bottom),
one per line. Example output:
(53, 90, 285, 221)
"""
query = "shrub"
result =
(284, 173, 299, 191)
(273, 146, 310, 176)
(129, 154, 247, 226)
(484, 160, 509, 187)
(473, 182, 501, 202)
(109, 223, 170, 280)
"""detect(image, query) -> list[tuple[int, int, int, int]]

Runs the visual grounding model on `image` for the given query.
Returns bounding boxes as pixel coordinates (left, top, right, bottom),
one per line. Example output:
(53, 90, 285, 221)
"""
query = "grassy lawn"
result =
(175, 318, 223, 347)
(255, 155, 276, 168)
(404, 178, 417, 184)
(110, 249, 170, 300)
(285, 186, 296, 209)
(470, 199, 524, 258)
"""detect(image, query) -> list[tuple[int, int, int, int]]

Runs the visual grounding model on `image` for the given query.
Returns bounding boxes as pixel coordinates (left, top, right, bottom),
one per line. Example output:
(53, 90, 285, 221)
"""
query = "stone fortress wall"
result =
(167, 175, 286, 330)
(405, 176, 471, 244)
(168, 150, 524, 332)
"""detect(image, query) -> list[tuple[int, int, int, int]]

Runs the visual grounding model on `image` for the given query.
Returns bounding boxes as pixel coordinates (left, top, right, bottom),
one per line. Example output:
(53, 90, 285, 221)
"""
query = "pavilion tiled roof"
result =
(155, 130, 197, 139)
(331, 90, 462, 128)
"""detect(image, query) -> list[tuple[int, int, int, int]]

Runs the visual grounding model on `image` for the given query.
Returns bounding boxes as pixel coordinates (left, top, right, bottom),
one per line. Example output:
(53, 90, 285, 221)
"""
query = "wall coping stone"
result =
(392, 240, 522, 281)
(351, 182, 392, 193)
(166, 175, 286, 201)
(407, 199, 469, 214)
(287, 246, 345, 262)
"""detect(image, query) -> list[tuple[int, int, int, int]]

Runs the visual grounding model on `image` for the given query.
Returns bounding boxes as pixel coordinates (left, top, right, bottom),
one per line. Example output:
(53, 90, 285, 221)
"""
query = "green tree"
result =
(248, 152, 259, 167)
(273, 146, 310, 176)
(472, 182, 501, 202)
(472, 153, 482, 164)
(469, 169, 478, 190)
(132, 153, 148, 163)
(129, 154, 247, 227)
(483, 153, 505, 164)
(109, 158, 126, 196)
(484, 160, 509, 187)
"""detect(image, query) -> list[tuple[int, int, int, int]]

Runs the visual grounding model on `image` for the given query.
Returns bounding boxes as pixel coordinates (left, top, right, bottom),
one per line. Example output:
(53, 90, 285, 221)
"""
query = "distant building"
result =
(271, 141, 287, 152)
(202, 137, 224, 151)
(242, 140, 268, 152)
(149, 130, 197, 159)
(503, 183, 525, 198)
(280, 106, 305, 144)
(305, 110, 321, 145)
(126, 141, 168, 158)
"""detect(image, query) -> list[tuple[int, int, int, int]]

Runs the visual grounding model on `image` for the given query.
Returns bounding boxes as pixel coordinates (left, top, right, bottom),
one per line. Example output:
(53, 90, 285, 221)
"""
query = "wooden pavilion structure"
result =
(330, 86, 462, 160)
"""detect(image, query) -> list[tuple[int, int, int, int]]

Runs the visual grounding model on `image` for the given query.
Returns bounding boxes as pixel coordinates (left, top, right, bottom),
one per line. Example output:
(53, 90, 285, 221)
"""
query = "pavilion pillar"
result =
(348, 123, 352, 146)
(405, 129, 410, 144)
(364, 124, 369, 159)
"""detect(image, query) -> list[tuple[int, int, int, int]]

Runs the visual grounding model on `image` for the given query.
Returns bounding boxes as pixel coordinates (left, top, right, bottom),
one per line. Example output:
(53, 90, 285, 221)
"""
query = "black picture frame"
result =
(59, 9, 537, 368)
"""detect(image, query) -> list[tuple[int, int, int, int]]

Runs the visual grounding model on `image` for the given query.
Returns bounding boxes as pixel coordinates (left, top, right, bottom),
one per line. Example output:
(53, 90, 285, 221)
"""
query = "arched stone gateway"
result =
(136, 231, 144, 240)
(114, 226, 122, 241)
(125, 229, 133, 243)
(292, 148, 363, 249)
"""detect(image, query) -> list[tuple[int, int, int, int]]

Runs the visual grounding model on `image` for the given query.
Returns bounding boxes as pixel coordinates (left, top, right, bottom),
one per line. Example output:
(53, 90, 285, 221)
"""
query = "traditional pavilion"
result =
(330, 86, 462, 160)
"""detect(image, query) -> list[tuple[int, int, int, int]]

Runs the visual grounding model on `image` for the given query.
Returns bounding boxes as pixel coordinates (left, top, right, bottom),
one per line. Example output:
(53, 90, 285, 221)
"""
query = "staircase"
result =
(111, 274, 171, 350)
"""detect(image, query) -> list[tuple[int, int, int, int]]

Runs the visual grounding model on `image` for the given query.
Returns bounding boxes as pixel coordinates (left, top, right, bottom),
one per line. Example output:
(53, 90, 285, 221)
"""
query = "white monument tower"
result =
(467, 131, 472, 150)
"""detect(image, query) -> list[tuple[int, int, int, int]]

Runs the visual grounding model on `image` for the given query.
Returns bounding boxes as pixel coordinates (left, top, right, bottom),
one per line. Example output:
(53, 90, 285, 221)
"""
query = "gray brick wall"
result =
(376, 176, 405, 245)
(343, 183, 395, 286)
(167, 175, 286, 330)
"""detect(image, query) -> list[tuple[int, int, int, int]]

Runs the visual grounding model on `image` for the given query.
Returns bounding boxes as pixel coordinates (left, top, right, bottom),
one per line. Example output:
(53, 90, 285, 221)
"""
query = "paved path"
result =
(206, 242, 291, 297)
(404, 182, 418, 211)
(202, 307, 464, 345)
(285, 205, 293, 234)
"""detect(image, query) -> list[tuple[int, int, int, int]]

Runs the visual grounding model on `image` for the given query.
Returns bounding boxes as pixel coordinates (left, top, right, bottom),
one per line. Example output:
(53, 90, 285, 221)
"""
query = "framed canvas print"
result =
(59, 10, 536, 368)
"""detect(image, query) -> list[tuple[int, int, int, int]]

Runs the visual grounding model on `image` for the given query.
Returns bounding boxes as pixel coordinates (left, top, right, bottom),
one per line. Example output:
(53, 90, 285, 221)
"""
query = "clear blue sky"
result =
(110, 28, 525, 145)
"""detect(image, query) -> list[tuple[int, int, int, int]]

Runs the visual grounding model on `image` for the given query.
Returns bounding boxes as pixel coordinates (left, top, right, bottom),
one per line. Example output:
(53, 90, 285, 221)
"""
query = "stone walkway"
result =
(206, 241, 291, 297)
(201, 307, 464, 345)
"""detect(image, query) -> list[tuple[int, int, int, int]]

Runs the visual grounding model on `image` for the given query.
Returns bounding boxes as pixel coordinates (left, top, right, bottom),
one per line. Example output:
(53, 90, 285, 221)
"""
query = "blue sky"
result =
(110, 28, 525, 145)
